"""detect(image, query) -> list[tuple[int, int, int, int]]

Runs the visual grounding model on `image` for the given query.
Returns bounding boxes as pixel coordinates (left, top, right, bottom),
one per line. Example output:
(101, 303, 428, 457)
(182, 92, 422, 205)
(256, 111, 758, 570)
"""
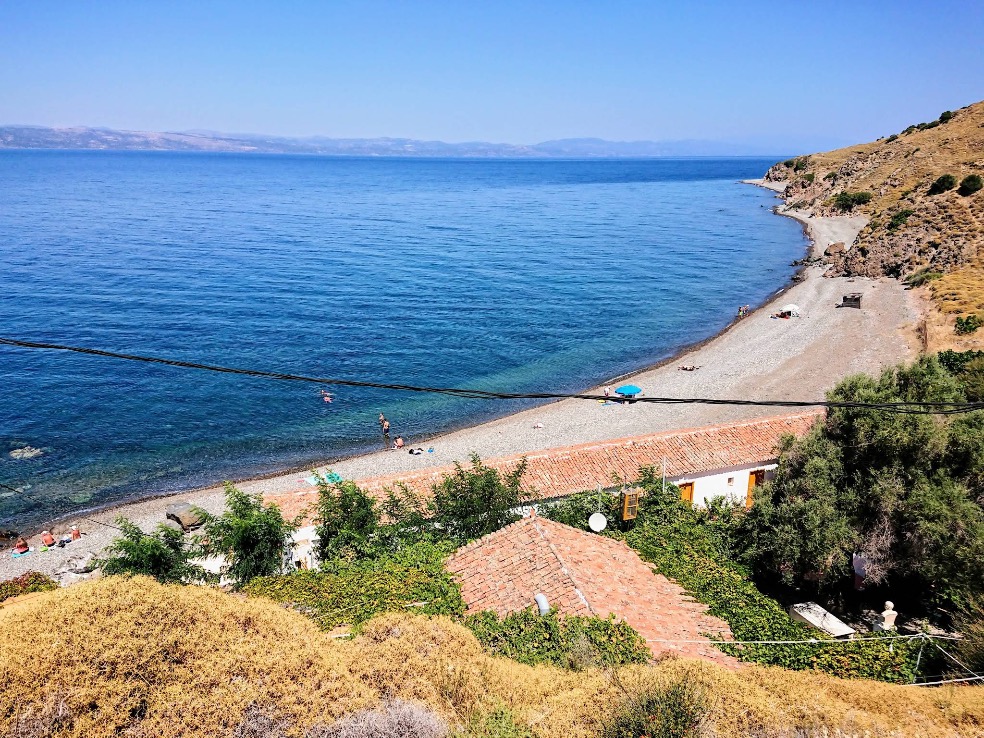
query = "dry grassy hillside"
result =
(1, 578, 982, 738)
(763, 101, 984, 347)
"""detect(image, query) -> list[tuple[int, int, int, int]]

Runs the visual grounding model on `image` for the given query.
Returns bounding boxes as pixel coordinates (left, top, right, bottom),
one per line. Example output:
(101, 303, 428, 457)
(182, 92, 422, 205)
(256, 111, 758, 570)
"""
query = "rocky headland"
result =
(762, 99, 984, 350)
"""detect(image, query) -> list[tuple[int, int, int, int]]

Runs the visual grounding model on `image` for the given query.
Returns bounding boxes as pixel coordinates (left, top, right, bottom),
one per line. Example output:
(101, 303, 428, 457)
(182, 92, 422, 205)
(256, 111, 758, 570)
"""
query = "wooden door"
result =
(679, 481, 694, 504)
(746, 469, 765, 508)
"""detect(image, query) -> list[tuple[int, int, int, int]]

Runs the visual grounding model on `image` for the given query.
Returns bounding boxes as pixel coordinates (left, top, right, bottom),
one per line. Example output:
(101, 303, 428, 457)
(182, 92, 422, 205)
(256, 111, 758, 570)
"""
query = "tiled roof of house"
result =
(446, 513, 738, 666)
(267, 411, 820, 520)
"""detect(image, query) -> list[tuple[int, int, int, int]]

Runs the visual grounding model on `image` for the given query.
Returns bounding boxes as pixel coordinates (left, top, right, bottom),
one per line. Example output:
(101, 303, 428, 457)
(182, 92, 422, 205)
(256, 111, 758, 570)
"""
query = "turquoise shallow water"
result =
(0, 152, 805, 527)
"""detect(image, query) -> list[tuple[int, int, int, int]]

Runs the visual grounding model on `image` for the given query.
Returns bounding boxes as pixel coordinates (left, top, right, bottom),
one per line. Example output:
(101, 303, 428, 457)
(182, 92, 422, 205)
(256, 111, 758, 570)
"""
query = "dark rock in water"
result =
(165, 501, 206, 531)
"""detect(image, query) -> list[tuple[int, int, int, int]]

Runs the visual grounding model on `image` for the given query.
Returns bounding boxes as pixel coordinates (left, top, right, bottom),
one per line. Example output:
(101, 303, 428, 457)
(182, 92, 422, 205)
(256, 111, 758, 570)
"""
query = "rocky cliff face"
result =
(763, 102, 984, 303)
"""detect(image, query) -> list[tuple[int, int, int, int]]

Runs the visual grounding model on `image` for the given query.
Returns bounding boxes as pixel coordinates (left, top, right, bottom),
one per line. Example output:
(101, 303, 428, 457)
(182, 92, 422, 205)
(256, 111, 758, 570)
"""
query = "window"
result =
(727, 477, 734, 486)
(620, 491, 640, 521)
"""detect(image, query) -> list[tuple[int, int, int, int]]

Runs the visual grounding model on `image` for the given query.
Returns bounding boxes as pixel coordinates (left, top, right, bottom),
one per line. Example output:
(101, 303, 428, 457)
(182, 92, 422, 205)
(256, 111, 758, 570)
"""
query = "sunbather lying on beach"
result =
(679, 365, 701, 371)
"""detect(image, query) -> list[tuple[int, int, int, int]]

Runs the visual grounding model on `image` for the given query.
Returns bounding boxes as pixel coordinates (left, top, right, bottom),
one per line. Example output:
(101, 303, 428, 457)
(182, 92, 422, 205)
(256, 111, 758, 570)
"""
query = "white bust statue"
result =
(874, 601, 898, 631)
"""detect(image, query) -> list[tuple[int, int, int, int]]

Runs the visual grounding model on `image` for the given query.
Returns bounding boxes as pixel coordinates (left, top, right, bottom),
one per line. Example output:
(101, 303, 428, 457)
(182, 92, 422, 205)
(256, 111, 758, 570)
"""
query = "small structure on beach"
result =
(446, 512, 737, 665)
(841, 293, 862, 309)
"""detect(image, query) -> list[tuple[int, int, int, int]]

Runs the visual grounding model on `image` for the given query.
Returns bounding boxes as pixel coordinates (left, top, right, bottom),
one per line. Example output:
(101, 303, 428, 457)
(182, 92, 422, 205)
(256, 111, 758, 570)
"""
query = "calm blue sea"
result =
(0, 152, 804, 527)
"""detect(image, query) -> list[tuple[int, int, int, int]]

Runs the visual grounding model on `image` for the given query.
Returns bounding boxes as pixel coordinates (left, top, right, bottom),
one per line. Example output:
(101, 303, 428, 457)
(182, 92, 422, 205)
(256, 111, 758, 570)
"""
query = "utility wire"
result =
(651, 633, 937, 645)
(3, 337, 983, 415)
(909, 675, 984, 686)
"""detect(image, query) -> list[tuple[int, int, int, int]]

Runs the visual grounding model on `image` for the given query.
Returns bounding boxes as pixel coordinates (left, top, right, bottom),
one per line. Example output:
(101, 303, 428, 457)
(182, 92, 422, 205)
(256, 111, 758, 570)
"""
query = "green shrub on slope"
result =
(464, 607, 650, 670)
(0, 571, 58, 603)
(244, 541, 465, 630)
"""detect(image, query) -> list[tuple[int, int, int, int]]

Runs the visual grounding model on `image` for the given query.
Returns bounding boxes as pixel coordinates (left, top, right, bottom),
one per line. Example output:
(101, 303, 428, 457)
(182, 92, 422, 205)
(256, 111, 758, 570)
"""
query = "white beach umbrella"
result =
(781, 303, 800, 315)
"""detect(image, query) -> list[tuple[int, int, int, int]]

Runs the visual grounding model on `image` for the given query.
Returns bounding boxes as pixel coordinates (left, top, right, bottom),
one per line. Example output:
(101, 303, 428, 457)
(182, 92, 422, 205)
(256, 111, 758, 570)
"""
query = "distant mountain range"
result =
(0, 125, 790, 157)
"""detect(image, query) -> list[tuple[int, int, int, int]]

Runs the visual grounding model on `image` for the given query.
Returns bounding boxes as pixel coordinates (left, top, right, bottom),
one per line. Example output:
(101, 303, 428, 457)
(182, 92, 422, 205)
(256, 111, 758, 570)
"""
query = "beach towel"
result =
(305, 472, 343, 486)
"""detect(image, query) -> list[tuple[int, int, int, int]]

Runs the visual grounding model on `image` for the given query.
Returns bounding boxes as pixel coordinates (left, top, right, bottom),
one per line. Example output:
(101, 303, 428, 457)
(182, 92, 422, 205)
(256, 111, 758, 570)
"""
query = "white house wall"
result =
(671, 463, 777, 507)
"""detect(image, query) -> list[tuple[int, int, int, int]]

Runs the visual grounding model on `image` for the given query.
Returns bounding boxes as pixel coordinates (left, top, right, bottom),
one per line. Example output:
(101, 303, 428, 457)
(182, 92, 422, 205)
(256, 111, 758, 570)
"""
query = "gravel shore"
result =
(1, 194, 920, 583)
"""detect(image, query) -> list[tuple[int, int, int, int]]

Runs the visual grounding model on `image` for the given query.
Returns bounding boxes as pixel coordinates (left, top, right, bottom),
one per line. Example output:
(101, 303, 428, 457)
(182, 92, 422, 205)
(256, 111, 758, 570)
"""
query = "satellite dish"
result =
(588, 512, 608, 532)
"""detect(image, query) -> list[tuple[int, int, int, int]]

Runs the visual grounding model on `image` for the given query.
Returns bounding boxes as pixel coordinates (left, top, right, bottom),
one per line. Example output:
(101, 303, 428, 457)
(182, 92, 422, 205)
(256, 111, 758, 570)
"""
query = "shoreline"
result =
(1, 181, 921, 582)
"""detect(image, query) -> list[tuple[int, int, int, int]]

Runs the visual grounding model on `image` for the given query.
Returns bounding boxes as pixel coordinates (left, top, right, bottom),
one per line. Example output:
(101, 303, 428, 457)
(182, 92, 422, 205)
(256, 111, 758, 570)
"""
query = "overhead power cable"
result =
(650, 633, 941, 645)
(2, 337, 983, 415)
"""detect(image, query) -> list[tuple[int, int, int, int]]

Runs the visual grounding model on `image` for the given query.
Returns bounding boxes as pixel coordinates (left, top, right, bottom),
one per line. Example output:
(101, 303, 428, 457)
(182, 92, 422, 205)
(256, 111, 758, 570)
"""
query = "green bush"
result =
(0, 571, 58, 603)
(955, 358, 984, 402)
(937, 349, 984, 374)
(198, 484, 297, 588)
(959, 174, 983, 196)
(928, 174, 957, 195)
(803, 172, 815, 183)
(243, 541, 464, 629)
(952, 598, 984, 675)
(464, 607, 650, 669)
(455, 707, 534, 738)
(939, 110, 954, 123)
(428, 454, 534, 545)
(905, 268, 943, 287)
(95, 518, 210, 584)
(888, 209, 915, 231)
(313, 476, 381, 561)
(885, 134, 899, 143)
(832, 191, 872, 211)
(956, 314, 983, 335)
(602, 681, 708, 738)
(792, 157, 809, 172)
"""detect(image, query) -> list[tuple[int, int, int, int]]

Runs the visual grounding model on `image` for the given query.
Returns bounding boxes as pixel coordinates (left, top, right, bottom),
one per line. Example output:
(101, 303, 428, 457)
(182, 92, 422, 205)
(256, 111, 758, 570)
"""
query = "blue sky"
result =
(1, 1, 981, 151)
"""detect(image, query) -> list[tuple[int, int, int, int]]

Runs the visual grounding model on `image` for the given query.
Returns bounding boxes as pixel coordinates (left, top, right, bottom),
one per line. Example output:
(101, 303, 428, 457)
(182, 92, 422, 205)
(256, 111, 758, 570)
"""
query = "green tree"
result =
(95, 517, 209, 584)
(376, 482, 431, 551)
(832, 191, 872, 211)
(739, 357, 984, 609)
(313, 476, 380, 561)
(428, 454, 533, 544)
(928, 174, 957, 195)
(954, 357, 984, 402)
(198, 484, 297, 588)
(958, 174, 983, 196)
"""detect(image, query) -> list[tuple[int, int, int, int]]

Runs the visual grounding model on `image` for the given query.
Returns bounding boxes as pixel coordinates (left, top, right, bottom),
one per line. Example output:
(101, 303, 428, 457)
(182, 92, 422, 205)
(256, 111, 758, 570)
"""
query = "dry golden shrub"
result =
(1, 577, 983, 738)
(0, 576, 373, 737)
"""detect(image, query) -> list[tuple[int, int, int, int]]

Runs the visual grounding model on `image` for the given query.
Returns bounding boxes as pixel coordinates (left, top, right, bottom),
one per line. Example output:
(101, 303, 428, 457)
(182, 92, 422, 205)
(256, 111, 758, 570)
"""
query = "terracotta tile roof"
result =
(267, 411, 820, 520)
(446, 514, 738, 666)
